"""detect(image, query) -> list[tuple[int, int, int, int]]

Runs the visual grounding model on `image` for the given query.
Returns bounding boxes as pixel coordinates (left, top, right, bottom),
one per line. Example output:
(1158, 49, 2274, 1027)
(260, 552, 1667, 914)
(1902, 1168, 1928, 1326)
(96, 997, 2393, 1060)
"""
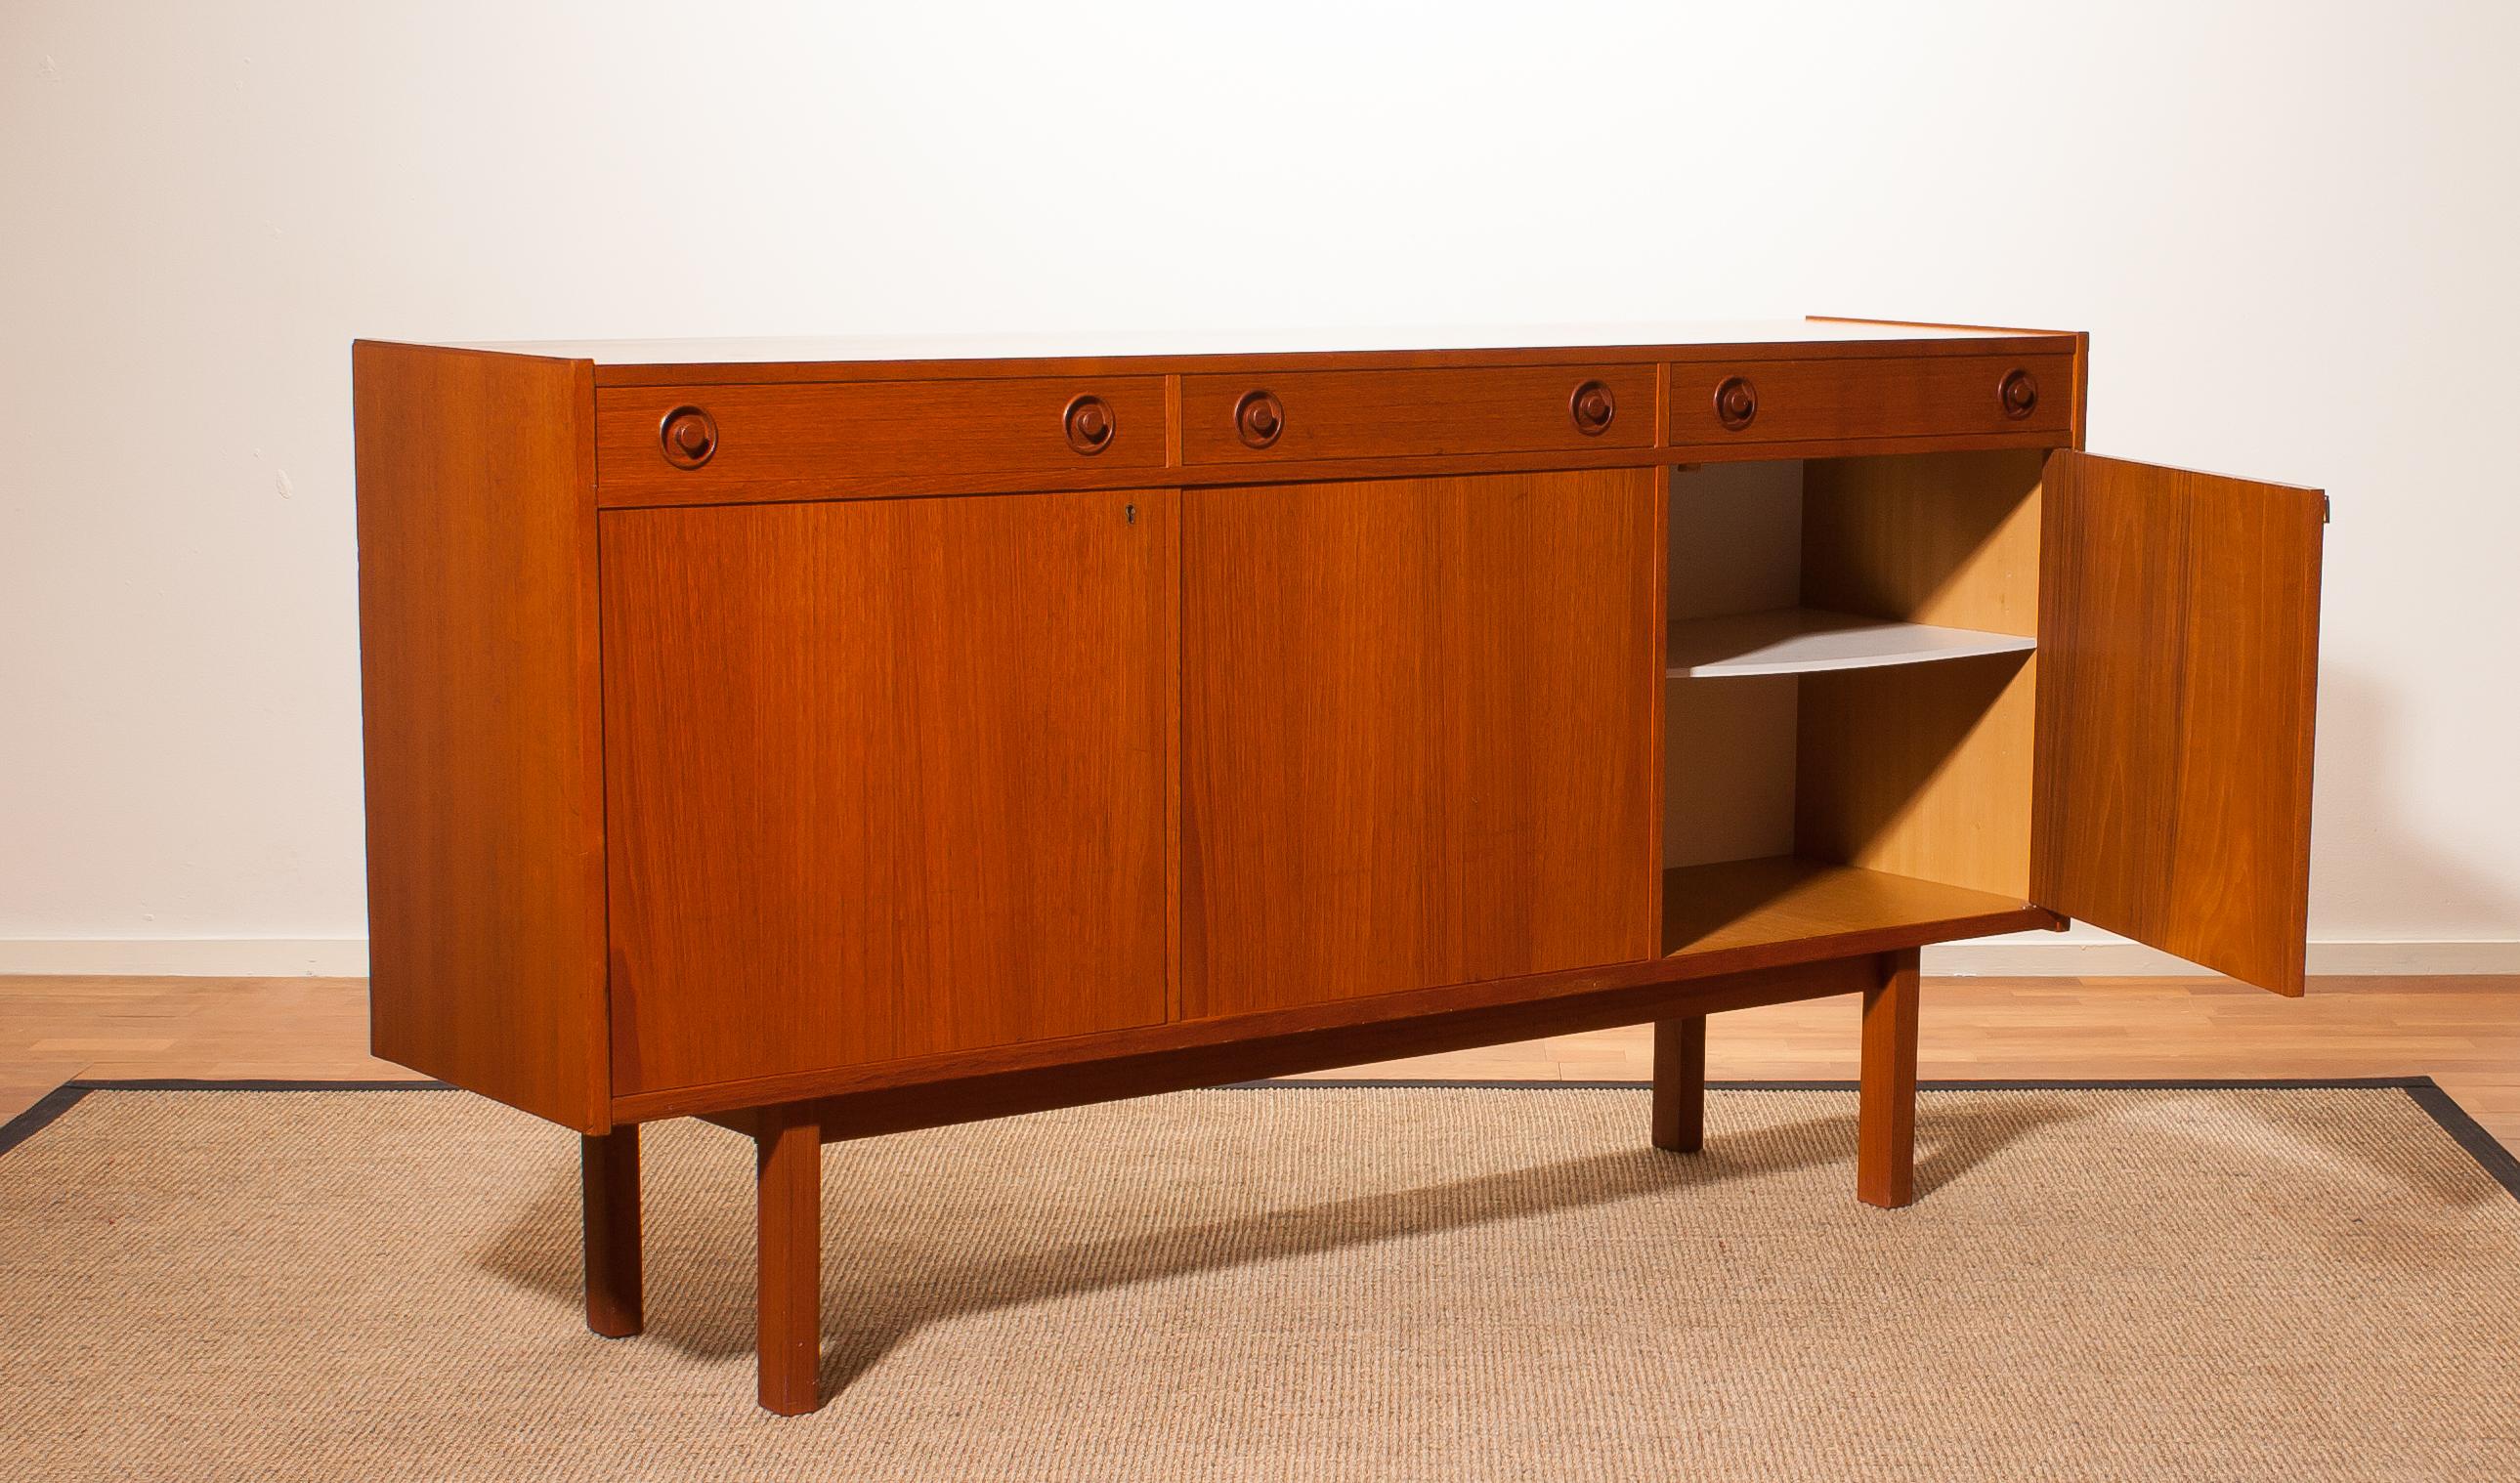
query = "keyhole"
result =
(1125, 503, 1136, 525)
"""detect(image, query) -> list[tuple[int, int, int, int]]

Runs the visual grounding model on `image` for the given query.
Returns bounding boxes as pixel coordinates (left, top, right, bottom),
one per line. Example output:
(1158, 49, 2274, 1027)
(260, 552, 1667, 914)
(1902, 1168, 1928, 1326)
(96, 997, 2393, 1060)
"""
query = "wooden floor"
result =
(4, 974, 2517, 1152)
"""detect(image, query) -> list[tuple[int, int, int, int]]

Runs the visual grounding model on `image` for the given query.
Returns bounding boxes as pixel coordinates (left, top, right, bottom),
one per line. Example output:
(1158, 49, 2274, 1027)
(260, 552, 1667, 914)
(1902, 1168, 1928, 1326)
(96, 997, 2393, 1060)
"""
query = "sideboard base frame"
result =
(582, 950, 1922, 1416)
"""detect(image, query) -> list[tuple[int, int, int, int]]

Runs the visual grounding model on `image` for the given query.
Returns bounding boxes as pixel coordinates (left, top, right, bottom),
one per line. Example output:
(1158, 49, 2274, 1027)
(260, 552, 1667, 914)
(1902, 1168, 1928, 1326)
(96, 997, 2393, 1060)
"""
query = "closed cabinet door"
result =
(1181, 469, 1661, 1019)
(601, 489, 1175, 1095)
(2031, 450, 2326, 995)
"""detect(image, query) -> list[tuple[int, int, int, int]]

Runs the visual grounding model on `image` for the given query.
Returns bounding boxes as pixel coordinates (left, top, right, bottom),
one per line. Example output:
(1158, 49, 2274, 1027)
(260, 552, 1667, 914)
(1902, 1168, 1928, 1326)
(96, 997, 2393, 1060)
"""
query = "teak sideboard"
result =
(351, 319, 2324, 1414)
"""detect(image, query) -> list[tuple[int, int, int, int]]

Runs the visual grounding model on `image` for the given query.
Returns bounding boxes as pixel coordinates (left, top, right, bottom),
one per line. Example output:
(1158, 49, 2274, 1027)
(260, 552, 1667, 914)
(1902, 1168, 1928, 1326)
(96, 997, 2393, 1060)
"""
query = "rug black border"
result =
(0, 1079, 457, 1159)
(1230, 1075, 2520, 1202)
(6, 1075, 2517, 1204)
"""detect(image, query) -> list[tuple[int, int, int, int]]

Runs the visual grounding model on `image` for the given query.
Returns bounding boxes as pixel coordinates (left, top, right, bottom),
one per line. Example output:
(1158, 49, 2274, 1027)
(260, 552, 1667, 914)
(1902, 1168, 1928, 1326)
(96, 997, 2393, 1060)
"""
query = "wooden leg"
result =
(581, 1126, 643, 1337)
(755, 1106, 824, 1416)
(1858, 948, 1921, 1208)
(1650, 1015, 1707, 1152)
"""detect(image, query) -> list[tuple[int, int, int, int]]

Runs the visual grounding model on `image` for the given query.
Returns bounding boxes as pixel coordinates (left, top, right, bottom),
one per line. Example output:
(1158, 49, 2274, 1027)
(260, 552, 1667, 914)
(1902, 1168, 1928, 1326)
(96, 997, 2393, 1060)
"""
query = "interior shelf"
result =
(1666, 607, 2035, 678)
(1662, 856, 2052, 967)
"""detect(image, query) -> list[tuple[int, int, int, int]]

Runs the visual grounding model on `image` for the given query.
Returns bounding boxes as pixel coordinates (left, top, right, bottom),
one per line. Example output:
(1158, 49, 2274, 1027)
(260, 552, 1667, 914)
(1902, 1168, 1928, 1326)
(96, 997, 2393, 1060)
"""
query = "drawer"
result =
(1178, 364, 1657, 464)
(1667, 354, 2075, 447)
(594, 377, 1170, 496)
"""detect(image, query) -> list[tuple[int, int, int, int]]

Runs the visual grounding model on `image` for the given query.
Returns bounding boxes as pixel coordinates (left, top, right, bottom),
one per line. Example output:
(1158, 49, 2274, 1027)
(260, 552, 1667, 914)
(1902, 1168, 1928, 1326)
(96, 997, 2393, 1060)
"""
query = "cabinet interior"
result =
(1660, 449, 2048, 960)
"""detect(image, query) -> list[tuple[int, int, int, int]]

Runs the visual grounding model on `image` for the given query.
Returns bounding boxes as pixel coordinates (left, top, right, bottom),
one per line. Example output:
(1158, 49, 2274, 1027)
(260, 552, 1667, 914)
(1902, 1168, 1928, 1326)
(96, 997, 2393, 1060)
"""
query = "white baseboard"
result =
(3, 934, 2515, 980)
(0, 939, 370, 977)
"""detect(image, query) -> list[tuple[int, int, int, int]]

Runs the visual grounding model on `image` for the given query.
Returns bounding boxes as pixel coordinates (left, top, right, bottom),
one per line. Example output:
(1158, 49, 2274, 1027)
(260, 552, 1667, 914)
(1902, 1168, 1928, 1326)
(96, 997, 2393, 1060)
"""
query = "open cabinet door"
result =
(2030, 451, 2325, 995)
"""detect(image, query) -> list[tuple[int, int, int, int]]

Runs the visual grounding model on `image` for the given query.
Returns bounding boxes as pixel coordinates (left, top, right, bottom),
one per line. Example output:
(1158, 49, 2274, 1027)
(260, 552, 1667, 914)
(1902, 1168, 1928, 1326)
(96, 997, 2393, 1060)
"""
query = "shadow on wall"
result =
(2308, 664, 2520, 945)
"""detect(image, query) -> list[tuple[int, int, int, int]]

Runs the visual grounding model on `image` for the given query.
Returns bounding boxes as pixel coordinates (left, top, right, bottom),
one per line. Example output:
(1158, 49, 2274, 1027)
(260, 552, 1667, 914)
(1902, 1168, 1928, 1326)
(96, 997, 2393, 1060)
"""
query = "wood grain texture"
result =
(595, 378, 1169, 501)
(760, 957, 1878, 1145)
(1181, 469, 1659, 1019)
(590, 444, 1714, 510)
(1796, 450, 2047, 899)
(372, 332, 2087, 510)
(1662, 671, 1798, 869)
(1796, 657, 2038, 899)
(2031, 452, 2325, 996)
(1858, 948, 1922, 1208)
(600, 490, 1175, 1095)
(754, 1108, 822, 1416)
(620, 944, 1895, 1123)
(1661, 460, 1800, 870)
(1177, 364, 1657, 464)
(1647, 476, 1670, 952)
(580, 1127, 642, 1337)
(588, 438, 2080, 511)
(1667, 356, 2076, 449)
(1662, 856, 2051, 965)
(1802, 450, 2045, 636)
(1654, 428, 2072, 469)
(351, 341, 610, 1133)
(605, 853, 2048, 1126)
(1651, 1016, 1706, 1153)
(2067, 331, 2091, 449)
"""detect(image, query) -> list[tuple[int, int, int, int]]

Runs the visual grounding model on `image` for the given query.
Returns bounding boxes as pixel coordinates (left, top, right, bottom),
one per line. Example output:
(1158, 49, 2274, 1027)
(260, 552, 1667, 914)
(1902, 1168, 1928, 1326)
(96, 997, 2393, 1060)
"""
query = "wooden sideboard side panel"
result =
(352, 342, 611, 1132)
(2030, 451, 2325, 996)
(1796, 451, 2046, 901)
(1181, 469, 1660, 1019)
(600, 490, 1176, 1094)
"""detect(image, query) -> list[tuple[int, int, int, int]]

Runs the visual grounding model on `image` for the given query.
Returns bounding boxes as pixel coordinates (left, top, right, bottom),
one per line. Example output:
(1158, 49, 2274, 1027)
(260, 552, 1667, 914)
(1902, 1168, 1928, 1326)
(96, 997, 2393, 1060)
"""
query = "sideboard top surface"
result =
(418, 318, 2080, 385)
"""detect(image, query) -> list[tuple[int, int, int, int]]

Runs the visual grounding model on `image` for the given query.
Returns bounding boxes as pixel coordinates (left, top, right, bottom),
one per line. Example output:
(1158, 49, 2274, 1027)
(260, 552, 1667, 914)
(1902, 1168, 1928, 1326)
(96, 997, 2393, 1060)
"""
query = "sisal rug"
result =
(4, 1080, 2519, 1481)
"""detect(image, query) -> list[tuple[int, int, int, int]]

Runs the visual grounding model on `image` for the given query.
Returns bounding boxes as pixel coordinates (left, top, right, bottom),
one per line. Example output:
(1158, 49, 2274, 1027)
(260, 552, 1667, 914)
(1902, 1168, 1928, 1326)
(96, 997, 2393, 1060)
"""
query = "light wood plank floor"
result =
(5, 974, 2517, 1152)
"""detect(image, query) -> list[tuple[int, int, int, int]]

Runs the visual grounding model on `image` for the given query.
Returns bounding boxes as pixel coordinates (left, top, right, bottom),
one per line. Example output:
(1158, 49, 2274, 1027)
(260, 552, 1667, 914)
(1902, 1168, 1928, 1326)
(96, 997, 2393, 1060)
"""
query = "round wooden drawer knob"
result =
(1999, 368, 2039, 420)
(1235, 390, 1284, 449)
(1569, 379, 1616, 436)
(1713, 375, 1758, 431)
(660, 405, 717, 468)
(1064, 394, 1116, 455)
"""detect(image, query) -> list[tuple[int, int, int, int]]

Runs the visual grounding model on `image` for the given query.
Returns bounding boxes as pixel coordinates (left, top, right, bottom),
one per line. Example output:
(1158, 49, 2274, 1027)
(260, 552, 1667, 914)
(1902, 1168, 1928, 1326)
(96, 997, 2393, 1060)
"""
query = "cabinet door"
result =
(2031, 451, 2324, 995)
(601, 490, 1175, 1094)
(1182, 469, 1660, 1019)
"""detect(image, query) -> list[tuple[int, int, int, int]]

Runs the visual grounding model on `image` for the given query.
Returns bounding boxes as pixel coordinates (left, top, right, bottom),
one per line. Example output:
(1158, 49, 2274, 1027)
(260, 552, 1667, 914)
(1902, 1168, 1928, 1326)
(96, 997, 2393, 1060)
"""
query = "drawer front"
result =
(1179, 364, 1657, 464)
(1668, 354, 2075, 446)
(595, 377, 1170, 496)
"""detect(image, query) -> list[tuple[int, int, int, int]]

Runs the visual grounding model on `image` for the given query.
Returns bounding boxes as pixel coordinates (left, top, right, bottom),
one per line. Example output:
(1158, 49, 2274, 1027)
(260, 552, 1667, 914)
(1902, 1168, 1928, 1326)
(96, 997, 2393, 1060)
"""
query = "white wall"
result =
(3, 0, 2516, 974)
